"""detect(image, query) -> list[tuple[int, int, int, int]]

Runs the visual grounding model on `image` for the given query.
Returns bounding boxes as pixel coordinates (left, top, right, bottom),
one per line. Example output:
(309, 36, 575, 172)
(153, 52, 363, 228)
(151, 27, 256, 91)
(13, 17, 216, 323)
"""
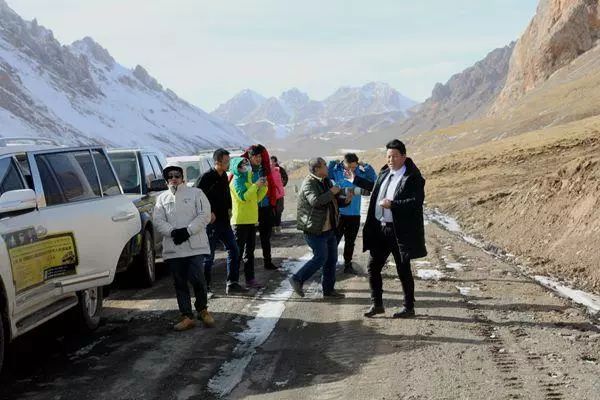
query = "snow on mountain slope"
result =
(0, 1, 250, 156)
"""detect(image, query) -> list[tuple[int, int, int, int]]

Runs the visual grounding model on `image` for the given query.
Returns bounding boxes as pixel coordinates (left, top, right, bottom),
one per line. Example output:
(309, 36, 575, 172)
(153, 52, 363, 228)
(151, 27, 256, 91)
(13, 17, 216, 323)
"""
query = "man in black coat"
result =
(196, 148, 247, 296)
(348, 139, 427, 318)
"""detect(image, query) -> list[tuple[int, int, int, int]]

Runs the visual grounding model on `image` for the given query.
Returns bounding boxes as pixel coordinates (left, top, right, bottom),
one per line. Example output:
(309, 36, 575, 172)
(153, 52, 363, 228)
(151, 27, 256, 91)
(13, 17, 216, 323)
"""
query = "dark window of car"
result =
(149, 155, 163, 179)
(15, 154, 34, 189)
(108, 152, 141, 194)
(92, 150, 121, 196)
(0, 157, 25, 196)
(36, 151, 101, 206)
(141, 155, 157, 187)
(183, 162, 201, 183)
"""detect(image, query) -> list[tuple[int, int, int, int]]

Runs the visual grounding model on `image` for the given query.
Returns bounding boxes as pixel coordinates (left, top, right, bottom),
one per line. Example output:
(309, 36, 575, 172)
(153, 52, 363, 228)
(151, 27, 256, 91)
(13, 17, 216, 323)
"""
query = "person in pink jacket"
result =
(270, 155, 287, 233)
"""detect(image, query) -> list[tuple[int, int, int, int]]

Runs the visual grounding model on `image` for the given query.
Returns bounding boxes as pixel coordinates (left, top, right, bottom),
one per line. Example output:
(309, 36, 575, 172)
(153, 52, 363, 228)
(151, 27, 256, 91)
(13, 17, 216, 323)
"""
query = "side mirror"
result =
(0, 189, 37, 214)
(149, 179, 168, 192)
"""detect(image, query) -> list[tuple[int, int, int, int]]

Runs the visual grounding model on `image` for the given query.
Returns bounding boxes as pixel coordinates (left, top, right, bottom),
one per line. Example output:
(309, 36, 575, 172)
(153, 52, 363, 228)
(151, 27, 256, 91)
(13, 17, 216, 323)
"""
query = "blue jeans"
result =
(293, 230, 338, 294)
(204, 222, 240, 287)
(167, 255, 207, 318)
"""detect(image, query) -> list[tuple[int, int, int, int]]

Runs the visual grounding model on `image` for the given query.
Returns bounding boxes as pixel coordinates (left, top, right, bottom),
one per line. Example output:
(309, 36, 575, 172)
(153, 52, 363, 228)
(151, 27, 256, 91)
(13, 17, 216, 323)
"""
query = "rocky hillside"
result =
(490, 0, 600, 112)
(358, 0, 600, 294)
(0, 1, 250, 155)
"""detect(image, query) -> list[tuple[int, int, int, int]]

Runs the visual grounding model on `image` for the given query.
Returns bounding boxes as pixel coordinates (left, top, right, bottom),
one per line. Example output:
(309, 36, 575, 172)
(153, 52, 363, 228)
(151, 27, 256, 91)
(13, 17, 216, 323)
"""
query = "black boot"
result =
(392, 307, 415, 319)
(364, 305, 385, 317)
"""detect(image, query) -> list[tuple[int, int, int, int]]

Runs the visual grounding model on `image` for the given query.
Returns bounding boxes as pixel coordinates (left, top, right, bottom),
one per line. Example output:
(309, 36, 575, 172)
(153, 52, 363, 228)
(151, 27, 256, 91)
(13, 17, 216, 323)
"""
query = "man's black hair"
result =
(213, 148, 230, 162)
(308, 157, 326, 174)
(385, 139, 406, 155)
(270, 155, 278, 162)
(343, 153, 359, 163)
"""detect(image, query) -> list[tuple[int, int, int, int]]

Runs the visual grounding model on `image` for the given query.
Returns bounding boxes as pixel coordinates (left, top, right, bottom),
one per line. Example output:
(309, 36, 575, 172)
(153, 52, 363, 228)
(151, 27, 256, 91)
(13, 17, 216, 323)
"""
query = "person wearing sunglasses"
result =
(154, 162, 215, 331)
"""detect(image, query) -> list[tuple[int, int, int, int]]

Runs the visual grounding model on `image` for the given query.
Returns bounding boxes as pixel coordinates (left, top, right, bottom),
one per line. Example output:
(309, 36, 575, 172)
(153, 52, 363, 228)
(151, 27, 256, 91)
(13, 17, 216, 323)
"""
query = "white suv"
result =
(0, 145, 140, 371)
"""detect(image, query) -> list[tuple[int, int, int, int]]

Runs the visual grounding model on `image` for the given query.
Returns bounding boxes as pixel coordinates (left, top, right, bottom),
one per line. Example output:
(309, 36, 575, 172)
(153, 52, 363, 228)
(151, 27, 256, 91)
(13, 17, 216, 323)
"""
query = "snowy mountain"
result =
(241, 96, 291, 125)
(322, 82, 416, 119)
(0, 1, 250, 156)
(212, 82, 417, 148)
(211, 89, 266, 124)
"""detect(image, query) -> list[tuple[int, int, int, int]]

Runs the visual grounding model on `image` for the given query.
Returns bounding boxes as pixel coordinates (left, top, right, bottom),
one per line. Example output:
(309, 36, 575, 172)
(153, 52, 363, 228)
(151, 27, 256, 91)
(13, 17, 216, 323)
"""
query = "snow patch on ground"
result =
(425, 209, 484, 248)
(445, 262, 465, 271)
(413, 260, 432, 267)
(416, 269, 445, 281)
(426, 208, 600, 315)
(534, 276, 600, 314)
(207, 254, 309, 397)
(455, 286, 479, 296)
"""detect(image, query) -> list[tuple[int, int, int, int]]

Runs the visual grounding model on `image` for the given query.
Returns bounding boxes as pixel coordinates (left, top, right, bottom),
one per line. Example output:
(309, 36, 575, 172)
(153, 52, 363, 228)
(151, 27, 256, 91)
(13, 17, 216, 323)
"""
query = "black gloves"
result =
(171, 228, 190, 245)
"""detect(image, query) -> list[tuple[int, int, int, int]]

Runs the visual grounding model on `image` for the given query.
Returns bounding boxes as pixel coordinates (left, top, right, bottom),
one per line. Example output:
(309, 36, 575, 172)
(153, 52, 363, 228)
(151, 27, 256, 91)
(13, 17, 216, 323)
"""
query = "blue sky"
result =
(9, 0, 538, 110)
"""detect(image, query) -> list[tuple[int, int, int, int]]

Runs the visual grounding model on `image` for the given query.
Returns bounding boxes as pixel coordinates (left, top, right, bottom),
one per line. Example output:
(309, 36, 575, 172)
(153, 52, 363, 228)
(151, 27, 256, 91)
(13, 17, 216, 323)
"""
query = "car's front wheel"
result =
(73, 287, 103, 332)
(136, 229, 156, 287)
(0, 310, 5, 373)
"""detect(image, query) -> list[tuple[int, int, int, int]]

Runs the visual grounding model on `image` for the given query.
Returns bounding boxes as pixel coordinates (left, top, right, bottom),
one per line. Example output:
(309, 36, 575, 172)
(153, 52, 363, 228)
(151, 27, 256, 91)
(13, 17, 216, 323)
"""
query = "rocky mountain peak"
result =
(490, 0, 600, 113)
(211, 89, 267, 124)
(71, 36, 115, 67)
(279, 88, 310, 115)
(133, 64, 163, 92)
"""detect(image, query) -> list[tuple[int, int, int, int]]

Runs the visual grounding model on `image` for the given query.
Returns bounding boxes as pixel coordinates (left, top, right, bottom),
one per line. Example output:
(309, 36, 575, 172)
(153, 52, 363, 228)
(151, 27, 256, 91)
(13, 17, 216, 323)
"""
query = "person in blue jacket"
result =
(328, 153, 377, 274)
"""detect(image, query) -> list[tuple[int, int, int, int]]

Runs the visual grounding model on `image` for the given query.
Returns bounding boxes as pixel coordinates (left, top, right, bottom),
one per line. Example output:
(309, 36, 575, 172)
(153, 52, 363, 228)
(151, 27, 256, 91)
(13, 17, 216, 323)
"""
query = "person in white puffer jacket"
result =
(154, 162, 215, 331)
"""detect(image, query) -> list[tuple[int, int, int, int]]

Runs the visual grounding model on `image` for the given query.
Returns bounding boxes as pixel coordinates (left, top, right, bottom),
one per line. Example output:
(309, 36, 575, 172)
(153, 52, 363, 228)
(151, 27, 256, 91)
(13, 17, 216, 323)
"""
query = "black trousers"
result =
(366, 224, 415, 309)
(335, 215, 361, 264)
(258, 206, 274, 263)
(233, 224, 256, 282)
(274, 197, 284, 227)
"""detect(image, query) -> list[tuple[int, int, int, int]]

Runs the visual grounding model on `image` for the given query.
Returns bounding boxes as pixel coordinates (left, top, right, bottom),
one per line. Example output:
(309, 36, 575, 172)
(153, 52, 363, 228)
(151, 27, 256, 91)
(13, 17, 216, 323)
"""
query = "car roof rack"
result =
(0, 137, 62, 147)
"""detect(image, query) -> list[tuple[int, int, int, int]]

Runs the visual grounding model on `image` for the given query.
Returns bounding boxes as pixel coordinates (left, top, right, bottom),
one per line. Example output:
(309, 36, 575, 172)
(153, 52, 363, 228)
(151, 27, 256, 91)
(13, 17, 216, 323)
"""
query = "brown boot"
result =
(198, 309, 215, 328)
(174, 316, 196, 331)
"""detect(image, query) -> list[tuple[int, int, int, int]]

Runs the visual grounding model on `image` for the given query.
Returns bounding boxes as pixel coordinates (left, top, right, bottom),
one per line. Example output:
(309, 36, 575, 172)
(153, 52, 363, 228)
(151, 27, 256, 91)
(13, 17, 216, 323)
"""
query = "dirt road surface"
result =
(1, 190, 599, 400)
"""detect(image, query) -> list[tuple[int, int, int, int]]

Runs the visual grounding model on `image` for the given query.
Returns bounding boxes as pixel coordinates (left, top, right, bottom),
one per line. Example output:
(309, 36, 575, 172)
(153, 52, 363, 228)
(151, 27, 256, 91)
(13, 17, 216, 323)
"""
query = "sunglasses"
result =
(167, 173, 182, 179)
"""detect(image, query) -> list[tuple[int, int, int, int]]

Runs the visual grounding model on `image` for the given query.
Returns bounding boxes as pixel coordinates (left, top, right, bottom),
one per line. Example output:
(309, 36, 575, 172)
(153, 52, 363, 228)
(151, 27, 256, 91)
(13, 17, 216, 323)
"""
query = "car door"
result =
(136, 153, 161, 252)
(2, 148, 140, 316)
(0, 154, 31, 327)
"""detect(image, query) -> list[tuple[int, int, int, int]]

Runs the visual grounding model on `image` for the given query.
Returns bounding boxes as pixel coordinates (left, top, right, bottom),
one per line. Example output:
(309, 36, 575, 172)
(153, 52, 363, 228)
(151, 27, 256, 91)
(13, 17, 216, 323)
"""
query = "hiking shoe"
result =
(392, 307, 415, 319)
(246, 279, 263, 289)
(343, 263, 358, 275)
(226, 282, 249, 295)
(323, 290, 345, 299)
(174, 316, 196, 331)
(198, 309, 215, 327)
(264, 262, 280, 270)
(363, 305, 385, 318)
(288, 277, 304, 297)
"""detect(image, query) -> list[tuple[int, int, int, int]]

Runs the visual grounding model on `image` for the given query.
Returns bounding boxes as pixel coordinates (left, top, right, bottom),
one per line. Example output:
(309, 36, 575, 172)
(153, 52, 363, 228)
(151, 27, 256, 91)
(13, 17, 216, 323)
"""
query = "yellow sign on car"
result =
(2, 228, 79, 293)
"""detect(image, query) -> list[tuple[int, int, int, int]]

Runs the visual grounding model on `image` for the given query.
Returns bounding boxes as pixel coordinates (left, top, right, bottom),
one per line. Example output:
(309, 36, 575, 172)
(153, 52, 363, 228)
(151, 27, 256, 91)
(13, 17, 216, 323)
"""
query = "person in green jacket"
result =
(229, 156, 268, 288)
(289, 157, 352, 299)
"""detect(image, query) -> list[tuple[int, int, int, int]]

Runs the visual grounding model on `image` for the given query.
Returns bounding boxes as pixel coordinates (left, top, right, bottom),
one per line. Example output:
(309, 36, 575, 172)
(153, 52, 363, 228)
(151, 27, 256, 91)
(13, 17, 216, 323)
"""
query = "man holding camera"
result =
(289, 157, 352, 299)
(328, 153, 377, 274)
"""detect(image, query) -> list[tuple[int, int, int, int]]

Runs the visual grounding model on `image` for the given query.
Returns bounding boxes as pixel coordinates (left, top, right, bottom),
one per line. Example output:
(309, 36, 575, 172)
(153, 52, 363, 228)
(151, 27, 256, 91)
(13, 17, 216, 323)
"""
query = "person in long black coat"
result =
(348, 139, 427, 318)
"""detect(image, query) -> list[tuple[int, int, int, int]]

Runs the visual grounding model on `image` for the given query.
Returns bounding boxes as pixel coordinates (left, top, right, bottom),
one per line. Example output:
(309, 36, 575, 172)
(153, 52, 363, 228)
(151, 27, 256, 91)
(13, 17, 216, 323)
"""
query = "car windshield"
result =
(108, 152, 140, 194)
(180, 161, 201, 183)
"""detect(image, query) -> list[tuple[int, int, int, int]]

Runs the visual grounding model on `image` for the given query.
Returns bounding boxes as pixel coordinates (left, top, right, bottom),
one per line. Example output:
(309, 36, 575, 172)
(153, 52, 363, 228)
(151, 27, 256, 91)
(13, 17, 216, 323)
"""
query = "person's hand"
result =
(210, 212, 216, 224)
(380, 199, 392, 209)
(330, 185, 341, 195)
(345, 190, 354, 203)
(171, 228, 190, 245)
(256, 177, 266, 187)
